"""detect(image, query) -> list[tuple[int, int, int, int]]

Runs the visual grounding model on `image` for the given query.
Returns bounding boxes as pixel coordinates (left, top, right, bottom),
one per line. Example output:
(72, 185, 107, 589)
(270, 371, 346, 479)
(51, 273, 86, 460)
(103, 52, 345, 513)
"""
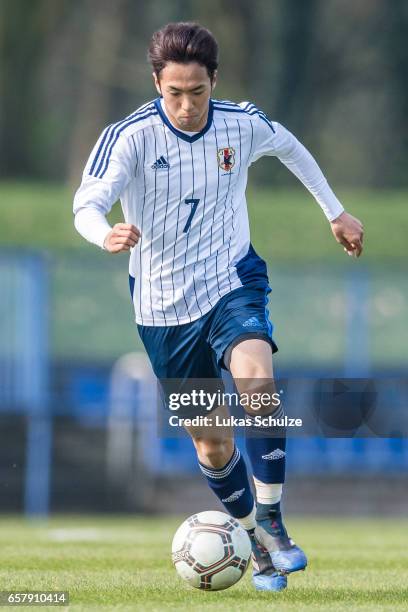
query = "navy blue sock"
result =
(245, 435, 286, 484)
(198, 446, 255, 519)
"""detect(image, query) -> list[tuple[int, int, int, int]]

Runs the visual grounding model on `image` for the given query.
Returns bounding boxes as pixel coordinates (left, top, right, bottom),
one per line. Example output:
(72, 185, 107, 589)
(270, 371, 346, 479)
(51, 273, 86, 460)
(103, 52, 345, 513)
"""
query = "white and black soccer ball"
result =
(171, 510, 251, 591)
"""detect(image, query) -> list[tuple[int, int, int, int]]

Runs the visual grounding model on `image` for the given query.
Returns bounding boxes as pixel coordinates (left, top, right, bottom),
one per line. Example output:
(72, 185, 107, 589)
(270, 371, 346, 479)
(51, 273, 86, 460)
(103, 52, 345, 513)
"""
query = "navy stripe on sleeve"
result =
(88, 100, 154, 175)
(97, 109, 158, 179)
(89, 106, 158, 179)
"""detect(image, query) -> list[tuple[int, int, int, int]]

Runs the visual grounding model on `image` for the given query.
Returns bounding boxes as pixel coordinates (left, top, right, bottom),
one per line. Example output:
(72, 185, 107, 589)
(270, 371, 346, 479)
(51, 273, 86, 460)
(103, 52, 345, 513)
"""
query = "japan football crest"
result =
(217, 147, 235, 171)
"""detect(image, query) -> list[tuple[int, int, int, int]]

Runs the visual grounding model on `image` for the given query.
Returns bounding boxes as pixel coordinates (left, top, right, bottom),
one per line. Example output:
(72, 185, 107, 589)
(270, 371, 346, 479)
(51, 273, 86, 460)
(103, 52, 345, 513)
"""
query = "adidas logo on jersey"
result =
(151, 155, 170, 170)
(261, 449, 286, 461)
(242, 316, 263, 328)
(221, 488, 245, 503)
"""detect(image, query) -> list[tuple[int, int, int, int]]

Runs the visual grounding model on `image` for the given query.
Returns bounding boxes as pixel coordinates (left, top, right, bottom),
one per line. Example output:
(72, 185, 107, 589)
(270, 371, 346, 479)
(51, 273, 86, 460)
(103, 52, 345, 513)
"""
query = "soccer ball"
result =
(171, 511, 251, 591)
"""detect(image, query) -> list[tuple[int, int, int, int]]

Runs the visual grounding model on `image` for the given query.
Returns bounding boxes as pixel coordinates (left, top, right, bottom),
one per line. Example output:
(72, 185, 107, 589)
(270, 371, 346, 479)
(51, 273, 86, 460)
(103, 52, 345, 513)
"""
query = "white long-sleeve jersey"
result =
(73, 98, 344, 326)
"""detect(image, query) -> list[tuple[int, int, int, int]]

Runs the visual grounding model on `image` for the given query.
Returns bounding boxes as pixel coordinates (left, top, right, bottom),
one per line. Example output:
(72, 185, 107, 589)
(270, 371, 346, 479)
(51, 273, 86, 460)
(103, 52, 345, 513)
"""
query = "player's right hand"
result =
(103, 223, 141, 253)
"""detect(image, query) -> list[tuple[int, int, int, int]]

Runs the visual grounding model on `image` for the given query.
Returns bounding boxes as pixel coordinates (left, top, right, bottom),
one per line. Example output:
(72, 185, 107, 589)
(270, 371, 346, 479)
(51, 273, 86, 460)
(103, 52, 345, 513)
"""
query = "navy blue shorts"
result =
(137, 284, 278, 379)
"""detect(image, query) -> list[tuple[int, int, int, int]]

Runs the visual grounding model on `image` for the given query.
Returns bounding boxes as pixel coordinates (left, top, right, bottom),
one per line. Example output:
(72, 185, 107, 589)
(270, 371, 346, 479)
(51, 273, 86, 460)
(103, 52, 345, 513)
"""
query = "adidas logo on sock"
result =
(151, 155, 170, 170)
(242, 316, 263, 328)
(261, 449, 286, 461)
(221, 488, 245, 503)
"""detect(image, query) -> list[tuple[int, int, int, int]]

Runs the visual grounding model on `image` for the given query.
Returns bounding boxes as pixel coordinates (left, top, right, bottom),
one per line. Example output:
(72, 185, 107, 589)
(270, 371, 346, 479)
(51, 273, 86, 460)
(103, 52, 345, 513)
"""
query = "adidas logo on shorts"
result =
(242, 316, 263, 328)
(221, 488, 245, 503)
(261, 449, 286, 461)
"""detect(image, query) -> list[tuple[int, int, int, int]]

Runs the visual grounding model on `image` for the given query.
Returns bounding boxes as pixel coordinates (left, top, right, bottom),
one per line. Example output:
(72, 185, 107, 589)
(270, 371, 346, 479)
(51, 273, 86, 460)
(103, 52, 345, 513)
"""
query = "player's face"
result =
(153, 61, 216, 132)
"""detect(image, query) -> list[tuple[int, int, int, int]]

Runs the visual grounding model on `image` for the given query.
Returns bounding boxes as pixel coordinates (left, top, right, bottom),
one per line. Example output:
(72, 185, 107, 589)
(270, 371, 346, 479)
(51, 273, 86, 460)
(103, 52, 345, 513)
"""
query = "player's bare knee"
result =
(193, 436, 234, 468)
(237, 381, 281, 418)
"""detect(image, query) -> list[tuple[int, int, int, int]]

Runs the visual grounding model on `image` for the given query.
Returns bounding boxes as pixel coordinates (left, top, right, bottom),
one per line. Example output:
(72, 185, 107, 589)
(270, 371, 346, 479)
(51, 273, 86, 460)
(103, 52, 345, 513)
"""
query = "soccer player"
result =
(73, 22, 364, 592)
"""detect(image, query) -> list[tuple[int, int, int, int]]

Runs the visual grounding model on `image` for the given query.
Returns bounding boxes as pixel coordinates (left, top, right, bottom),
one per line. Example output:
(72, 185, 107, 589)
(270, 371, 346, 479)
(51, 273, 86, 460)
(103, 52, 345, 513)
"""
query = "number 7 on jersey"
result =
(183, 198, 200, 233)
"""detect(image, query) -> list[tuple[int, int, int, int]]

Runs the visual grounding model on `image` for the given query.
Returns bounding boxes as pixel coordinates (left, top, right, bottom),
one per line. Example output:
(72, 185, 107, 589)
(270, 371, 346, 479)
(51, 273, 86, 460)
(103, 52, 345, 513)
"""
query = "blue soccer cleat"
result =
(249, 530, 288, 591)
(255, 511, 308, 575)
(253, 572, 288, 592)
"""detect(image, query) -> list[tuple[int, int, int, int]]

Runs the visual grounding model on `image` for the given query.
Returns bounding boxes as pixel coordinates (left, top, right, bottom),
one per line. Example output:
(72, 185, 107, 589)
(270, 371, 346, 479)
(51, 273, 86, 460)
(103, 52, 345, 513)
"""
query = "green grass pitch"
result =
(0, 516, 407, 611)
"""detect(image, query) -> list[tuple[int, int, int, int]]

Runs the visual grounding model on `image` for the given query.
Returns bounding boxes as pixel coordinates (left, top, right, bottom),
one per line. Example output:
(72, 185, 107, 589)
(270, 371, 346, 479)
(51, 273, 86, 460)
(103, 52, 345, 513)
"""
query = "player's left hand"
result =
(330, 211, 364, 258)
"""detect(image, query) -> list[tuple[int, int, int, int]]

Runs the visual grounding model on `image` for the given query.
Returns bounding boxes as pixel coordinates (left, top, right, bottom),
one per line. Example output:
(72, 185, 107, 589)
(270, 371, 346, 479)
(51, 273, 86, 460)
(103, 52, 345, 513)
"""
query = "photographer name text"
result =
(168, 415, 303, 428)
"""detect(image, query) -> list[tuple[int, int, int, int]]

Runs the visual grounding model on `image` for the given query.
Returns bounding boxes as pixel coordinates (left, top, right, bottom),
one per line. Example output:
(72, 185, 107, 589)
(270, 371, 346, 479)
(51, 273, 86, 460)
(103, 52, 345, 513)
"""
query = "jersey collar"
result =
(154, 97, 214, 143)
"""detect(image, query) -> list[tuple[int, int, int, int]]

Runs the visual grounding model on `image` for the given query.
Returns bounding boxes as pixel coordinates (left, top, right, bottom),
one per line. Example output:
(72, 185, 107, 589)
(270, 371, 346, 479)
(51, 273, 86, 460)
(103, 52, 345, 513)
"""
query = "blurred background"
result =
(0, 0, 407, 518)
